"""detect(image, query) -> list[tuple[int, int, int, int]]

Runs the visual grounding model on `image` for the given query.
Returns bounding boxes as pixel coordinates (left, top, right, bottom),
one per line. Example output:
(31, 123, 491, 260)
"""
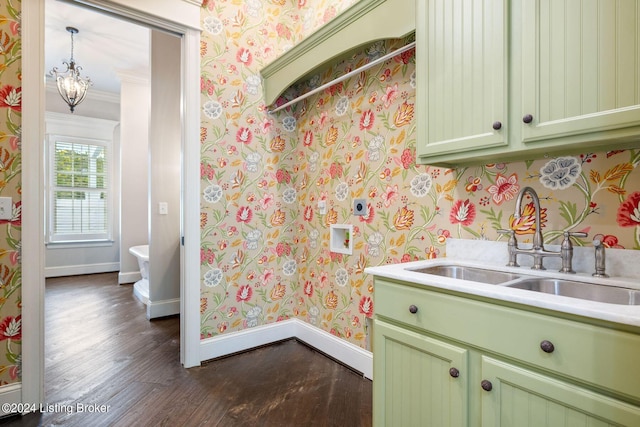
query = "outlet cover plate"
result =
(354, 198, 366, 216)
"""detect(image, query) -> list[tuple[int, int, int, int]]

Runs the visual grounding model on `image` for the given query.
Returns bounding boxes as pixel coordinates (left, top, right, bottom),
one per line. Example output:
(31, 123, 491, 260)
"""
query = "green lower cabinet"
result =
(480, 357, 640, 427)
(373, 320, 468, 427)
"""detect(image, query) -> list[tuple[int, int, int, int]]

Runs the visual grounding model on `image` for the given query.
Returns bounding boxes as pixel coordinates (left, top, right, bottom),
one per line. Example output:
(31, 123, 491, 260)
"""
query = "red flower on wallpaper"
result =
(236, 206, 253, 223)
(236, 127, 252, 144)
(276, 168, 291, 184)
(359, 110, 375, 130)
(593, 233, 624, 249)
(358, 203, 375, 224)
(0, 315, 21, 341)
(400, 148, 414, 169)
(449, 199, 476, 226)
(486, 173, 519, 205)
(303, 130, 313, 147)
(236, 285, 253, 302)
(275, 242, 291, 257)
(303, 280, 313, 297)
(358, 296, 373, 318)
(303, 205, 314, 222)
(0, 85, 21, 112)
(236, 47, 253, 66)
(329, 162, 343, 179)
(617, 192, 640, 227)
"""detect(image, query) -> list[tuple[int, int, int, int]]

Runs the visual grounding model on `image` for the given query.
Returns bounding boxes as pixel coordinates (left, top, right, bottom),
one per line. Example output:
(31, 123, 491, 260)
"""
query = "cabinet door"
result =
(481, 356, 640, 427)
(417, 0, 509, 161)
(373, 320, 468, 427)
(521, 0, 640, 146)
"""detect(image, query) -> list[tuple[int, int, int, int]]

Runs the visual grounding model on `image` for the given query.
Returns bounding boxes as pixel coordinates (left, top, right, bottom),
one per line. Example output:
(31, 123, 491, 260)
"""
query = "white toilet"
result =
(129, 245, 149, 305)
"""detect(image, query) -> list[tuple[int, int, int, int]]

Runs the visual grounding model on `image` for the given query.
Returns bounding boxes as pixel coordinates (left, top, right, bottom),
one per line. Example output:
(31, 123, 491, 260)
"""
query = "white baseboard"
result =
(0, 383, 21, 417)
(118, 271, 141, 284)
(45, 262, 120, 278)
(199, 319, 373, 379)
(147, 298, 180, 319)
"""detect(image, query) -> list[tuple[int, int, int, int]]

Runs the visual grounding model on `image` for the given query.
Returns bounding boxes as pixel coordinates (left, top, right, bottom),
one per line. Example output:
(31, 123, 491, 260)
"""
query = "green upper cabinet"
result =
(416, 0, 509, 159)
(520, 0, 640, 148)
(417, 0, 640, 167)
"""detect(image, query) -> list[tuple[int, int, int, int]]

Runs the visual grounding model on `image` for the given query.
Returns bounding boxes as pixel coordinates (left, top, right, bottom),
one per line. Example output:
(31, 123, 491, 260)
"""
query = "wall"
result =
(148, 29, 181, 318)
(118, 72, 150, 284)
(45, 84, 120, 121)
(199, 1, 640, 350)
(43, 111, 120, 277)
(0, 0, 21, 385)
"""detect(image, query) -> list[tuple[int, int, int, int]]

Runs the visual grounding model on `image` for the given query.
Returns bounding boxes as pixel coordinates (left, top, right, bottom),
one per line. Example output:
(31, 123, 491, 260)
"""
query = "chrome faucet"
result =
(592, 239, 609, 278)
(498, 187, 587, 272)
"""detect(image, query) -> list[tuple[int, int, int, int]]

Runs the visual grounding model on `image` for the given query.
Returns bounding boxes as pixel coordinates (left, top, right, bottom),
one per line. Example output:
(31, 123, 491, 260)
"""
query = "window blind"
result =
(50, 140, 110, 242)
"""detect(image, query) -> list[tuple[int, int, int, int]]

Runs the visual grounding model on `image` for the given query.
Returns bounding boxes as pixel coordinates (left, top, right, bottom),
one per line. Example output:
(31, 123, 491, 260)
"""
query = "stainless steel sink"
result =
(411, 265, 522, 285)
(507, 278, 640, 305)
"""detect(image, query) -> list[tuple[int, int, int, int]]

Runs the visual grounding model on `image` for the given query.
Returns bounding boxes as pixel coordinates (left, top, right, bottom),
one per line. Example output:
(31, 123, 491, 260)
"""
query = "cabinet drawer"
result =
(374, 278, 640, 402)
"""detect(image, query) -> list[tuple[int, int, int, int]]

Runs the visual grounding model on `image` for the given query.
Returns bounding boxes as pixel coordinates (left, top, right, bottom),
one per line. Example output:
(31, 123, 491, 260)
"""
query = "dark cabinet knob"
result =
(492, 121, 502, 130)
(540, 340, 555, 353)
(449, 367, 460, 378)
(481, 380, 493, 391)
(523, 114, 533, 124)
(408, 305, 418, 314)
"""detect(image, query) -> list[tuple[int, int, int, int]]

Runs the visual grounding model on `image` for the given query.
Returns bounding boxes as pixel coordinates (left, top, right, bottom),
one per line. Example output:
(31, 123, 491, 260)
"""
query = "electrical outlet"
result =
(0, 197, 12, 220)
(354, 198, 367, 216)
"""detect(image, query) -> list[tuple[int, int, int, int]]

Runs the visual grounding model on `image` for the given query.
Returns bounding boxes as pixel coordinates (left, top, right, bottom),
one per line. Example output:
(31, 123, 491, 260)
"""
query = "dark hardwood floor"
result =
(2, 273, 372, 426)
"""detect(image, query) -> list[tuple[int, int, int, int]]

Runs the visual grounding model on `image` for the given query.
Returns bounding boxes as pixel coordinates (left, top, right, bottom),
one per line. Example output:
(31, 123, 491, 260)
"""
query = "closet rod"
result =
(267, 41, 416, 114)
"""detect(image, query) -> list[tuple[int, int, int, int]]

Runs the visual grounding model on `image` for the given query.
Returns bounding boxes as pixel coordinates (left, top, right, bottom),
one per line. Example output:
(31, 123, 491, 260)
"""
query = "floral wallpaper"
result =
(199, 0, 640, 352)
(0, 0, 22, 385)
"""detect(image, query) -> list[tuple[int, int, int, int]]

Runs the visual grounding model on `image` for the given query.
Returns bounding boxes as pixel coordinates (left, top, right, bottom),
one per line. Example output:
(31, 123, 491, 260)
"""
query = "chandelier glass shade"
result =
(50, 27, 92, 113)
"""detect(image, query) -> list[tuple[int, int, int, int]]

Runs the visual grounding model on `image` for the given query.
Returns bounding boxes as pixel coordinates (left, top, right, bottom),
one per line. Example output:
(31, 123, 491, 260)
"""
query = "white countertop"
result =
(365, 239, 640, 328)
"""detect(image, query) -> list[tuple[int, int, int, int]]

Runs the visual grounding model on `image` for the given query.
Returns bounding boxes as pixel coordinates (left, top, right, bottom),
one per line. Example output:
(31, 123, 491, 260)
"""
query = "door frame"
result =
(22, 0, 202, 404)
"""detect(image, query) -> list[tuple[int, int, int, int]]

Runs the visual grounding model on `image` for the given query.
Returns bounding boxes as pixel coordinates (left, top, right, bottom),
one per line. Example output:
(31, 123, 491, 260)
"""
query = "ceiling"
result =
(45, 0, 150, 95)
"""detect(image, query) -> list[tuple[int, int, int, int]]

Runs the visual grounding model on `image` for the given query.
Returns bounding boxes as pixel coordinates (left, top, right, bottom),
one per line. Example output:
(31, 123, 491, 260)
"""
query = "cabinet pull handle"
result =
(492, 121, 502, 130)
(449, 367, 460, 378)
(481, 380, 493, 391)
(408, 305, 418, 314)
(540, 340, 555, 353)
(523, 114, 534, 124)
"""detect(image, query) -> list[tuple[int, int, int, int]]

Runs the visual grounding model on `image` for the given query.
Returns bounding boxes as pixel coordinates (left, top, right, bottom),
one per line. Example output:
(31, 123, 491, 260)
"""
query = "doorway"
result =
(22, 0, 202, 406)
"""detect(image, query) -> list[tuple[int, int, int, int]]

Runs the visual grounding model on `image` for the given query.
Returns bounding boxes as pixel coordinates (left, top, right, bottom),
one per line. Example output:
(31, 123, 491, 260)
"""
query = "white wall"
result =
(118, 71, 150, 284)
(44, 110, 120, 277)
(46, 84, 120, 121)
(147, 30, 181, 318)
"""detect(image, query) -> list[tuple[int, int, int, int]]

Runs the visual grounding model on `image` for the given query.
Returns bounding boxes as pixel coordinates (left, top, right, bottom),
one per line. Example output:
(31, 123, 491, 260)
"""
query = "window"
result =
(47, 136, 112, 243)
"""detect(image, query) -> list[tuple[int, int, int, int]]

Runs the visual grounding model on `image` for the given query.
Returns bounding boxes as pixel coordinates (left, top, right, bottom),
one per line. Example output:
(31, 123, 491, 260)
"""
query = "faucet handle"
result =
(498, 229, 519, 267)
(561, 231, 588, 249)
(559, 231, 587, 274)
(564, 231, 588, 239)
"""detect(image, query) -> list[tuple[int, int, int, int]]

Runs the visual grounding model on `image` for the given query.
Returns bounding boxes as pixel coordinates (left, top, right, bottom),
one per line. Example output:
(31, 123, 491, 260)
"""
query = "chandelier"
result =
(50, 27, 92, 113)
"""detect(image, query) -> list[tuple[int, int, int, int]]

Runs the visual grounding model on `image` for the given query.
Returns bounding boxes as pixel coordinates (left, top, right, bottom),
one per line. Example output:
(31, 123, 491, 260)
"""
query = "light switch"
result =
(318, 200, 327, 215)
(158, 202, 168, 215)
(0, 197, 12, 220)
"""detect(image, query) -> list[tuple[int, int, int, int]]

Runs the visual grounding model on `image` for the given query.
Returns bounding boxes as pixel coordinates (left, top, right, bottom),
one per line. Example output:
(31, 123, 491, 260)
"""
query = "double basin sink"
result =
(410, 265, 640, 306)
